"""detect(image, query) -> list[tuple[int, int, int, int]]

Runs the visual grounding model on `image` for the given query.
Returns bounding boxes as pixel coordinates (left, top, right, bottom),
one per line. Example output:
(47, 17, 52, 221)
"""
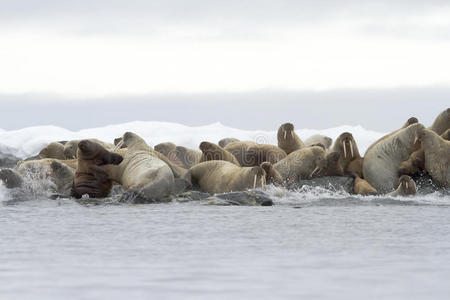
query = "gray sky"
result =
(0, 1, 449, 130)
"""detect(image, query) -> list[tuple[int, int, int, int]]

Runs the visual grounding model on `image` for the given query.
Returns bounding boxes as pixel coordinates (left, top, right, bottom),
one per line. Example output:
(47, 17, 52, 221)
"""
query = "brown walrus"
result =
(277, 123, 305, 154)
(174, 146, 202, 169)
(224, 141, 287, 167)
(199, 141, 240, 166)
(260, 162, 283, 186)
(348, 172, 377, 195)
(64, 138, 114, 159)
(185, 160, 266, 194)
(330, 132, 363, 177)
(398, 129, 450, 176)
(421, 129, 450, 187)
(154, 142, 176, 157)
(429, 108, 450, 135)
(318, 151, 344, 177)
(363, 123, 424, 193)
(39, 142, 66, 160)
(218, 138, 240, 148)
(273, 146, 327, 183)
(387, 175, 416, 197)
(71, 140, 123, 198)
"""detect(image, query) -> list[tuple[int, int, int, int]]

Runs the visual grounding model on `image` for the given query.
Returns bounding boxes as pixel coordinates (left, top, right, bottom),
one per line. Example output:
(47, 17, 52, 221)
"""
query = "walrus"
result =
(71, 140, 123, 198)
(0, 168, 24, 188)
(185, 160, 266, 194)
(421, 129, 450, 187)
(64, 139, 114, 159)
(304, 134, 332, 150)
(348, 172, 377, 195)
(153, 142, 186, 168)
(154, 142, 176, 157)
(13, 158, 77, 195)
(330, 132, 363, 177)
(429, 108, 450, 135)
(398, 129, 450, 176)
(260, 162, 283, 186)
(218, 138, 240, 148)
(104, 132, 175, 202)
(39, 142, 66, 160)
(387, 175, 416, 197)
(224, 141, 287, 167)
(363, 123, 424, 193)
(318, 152, 344, 177)
(112, 144, 188, 179)
(277, 123, 305, 154)
(199, 141, 240, 166)
(273, 146, 327, 183)
(366, 117, 419, 154)
(174, 146, 202, 169)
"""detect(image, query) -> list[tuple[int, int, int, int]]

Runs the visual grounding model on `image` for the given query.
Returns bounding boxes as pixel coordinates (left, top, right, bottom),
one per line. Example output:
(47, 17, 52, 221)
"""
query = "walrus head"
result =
(277, 123, 295, 141)
(248, 166, 267, 189)
(199, 141, 216, 153)
(78, 140, 123, 166)
(403, 117, 419, 128)
(335, 132, 360, 160)
(64, 140, 80, 159)
(260, 162, 283, 186)
(155, 142, 176, 157)
(396, 175, 416, 196)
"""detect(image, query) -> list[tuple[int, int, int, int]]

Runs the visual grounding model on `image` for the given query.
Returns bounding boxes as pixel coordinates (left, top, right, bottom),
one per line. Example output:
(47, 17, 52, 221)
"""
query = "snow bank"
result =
(0, 121, 386, 158)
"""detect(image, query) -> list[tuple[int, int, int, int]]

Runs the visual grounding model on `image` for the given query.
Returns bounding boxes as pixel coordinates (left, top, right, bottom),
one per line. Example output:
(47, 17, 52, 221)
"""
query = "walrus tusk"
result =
(261, 175, 265, 189)
(349, 140, 354, 158)
(342, 141, 347, 158)
(413, 136, 419, 145)
(405, 182, 408, 189)
(310, 166, 320, 177)
(113, 140, 124, 151)
(291, 131, 294, 138)
(284, 130, 287, 140)
(253, 174, 257, 189)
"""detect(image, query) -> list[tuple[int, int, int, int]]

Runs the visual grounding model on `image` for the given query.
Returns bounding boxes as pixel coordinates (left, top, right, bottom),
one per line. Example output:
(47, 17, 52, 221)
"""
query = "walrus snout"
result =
(397, 175, 416, 195)
(110, 153, 123, 165)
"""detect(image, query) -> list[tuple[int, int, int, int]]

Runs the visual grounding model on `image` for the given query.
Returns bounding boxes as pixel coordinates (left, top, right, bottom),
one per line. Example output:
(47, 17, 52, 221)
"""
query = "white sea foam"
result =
(0, 121, 386, 158)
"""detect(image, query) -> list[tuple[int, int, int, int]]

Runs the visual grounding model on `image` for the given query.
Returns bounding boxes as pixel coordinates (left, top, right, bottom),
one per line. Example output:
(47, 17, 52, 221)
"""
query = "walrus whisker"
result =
(350, 140, 354, 158)
(342, 141, 347, 158)
(253, 174, 257, 189)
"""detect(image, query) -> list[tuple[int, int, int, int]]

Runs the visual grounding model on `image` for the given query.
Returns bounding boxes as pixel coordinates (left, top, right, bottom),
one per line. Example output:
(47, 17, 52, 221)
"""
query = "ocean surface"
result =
(1, 122, 450, 300)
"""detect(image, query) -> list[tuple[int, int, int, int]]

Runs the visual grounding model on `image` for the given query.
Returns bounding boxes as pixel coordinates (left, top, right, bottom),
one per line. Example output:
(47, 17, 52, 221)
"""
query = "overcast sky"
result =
(0, 1, 449, 130)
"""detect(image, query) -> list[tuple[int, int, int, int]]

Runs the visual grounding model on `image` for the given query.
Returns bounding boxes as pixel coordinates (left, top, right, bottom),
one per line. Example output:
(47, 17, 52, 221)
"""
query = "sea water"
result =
(1, 122, 449, 300)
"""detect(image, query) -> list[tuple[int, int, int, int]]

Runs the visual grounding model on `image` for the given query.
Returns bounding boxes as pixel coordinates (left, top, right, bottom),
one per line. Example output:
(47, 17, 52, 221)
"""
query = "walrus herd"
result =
(0, 108, 449, 203)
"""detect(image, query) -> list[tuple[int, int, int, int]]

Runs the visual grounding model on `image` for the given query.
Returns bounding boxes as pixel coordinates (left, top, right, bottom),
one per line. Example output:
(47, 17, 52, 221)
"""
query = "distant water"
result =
(1, 184, 450, 300)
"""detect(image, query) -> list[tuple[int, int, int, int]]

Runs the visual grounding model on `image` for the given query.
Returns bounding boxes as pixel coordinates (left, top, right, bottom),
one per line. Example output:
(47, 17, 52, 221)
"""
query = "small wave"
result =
(263, 184, 450, 207)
